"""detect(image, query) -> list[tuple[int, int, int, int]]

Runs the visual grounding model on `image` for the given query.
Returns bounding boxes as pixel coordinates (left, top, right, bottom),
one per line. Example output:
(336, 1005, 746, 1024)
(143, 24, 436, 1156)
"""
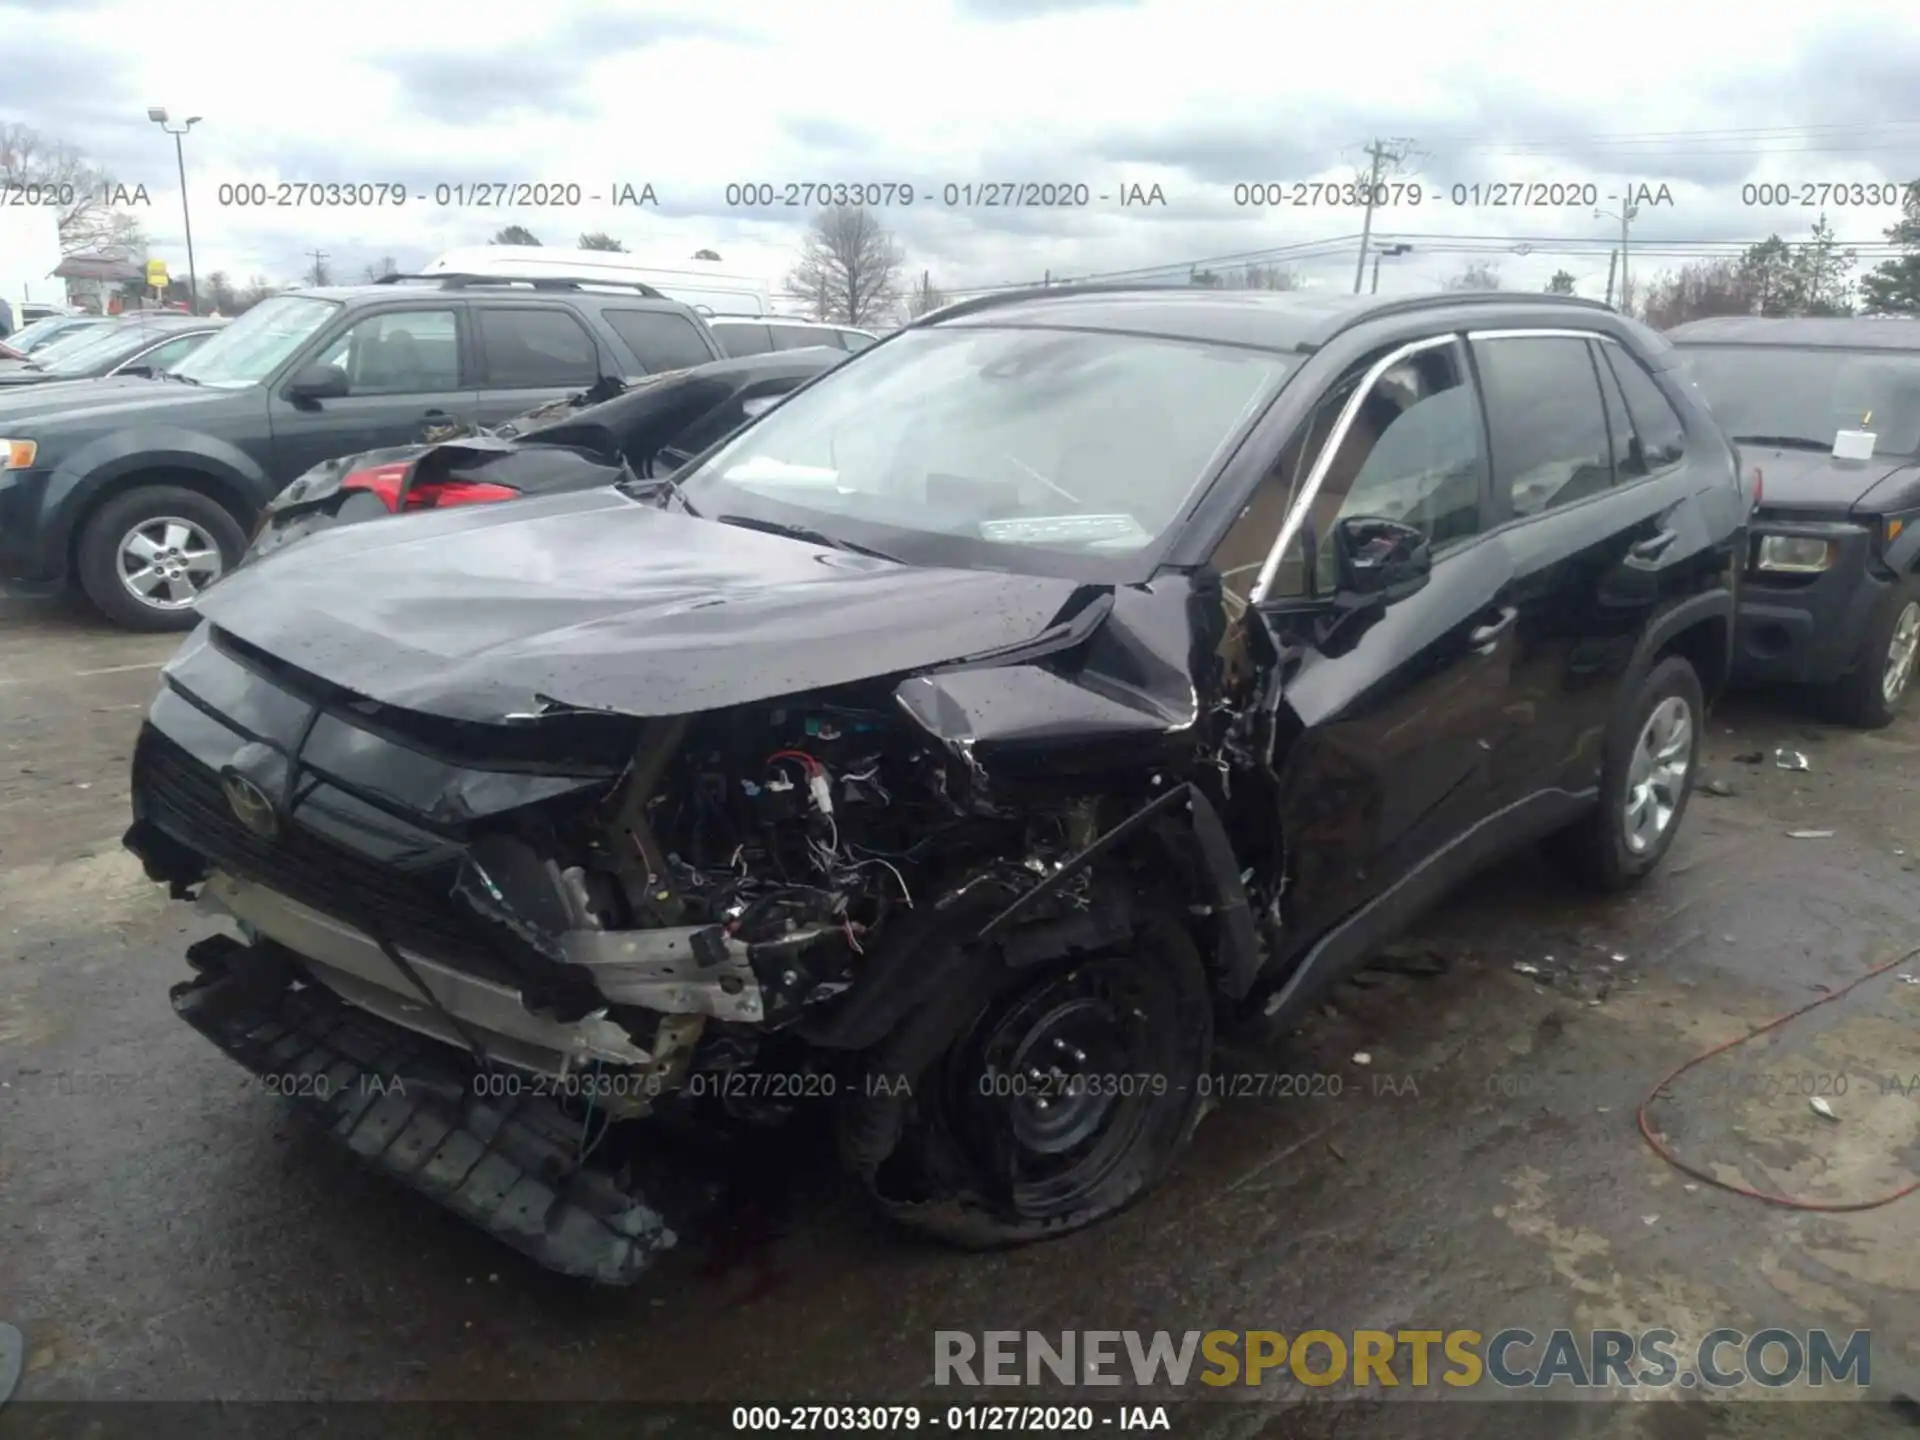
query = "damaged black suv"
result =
(125, 286, 1746, 1283)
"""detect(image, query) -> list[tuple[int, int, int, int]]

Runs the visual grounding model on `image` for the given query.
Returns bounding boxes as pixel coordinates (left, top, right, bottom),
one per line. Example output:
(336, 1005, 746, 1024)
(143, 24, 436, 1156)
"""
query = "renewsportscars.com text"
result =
(934, 1328, 1871, 1391)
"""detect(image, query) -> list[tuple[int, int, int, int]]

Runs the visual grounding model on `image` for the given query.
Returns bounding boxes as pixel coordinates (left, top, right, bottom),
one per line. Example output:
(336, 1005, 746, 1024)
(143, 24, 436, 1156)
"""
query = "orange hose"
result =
(1636, 944, 1920, 1212)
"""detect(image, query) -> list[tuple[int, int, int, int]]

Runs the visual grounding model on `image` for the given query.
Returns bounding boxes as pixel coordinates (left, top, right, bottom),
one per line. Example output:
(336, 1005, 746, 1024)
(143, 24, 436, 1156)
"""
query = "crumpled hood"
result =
(1743, 445, 1909, 513)
(192, 486, 1090, 723)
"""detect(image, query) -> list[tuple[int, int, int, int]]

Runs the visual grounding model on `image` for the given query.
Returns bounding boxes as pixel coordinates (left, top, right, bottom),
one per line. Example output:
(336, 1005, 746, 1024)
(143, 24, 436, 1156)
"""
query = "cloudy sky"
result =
(6, 0, 1920, 304)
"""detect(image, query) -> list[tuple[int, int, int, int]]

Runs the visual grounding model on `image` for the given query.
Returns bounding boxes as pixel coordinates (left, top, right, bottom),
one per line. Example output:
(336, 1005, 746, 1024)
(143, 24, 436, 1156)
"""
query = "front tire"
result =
(1829, 579, 1920, 730)
(75, 485, 246, 632)
(1546, 654, 1703, 892)
(844, 904, 1213, 1248)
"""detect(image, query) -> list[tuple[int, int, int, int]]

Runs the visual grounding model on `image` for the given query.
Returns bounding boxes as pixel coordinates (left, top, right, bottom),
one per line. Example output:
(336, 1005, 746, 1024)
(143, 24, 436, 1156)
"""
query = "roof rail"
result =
(372, 272, 666, 300)
(909, 281, 1191, 328)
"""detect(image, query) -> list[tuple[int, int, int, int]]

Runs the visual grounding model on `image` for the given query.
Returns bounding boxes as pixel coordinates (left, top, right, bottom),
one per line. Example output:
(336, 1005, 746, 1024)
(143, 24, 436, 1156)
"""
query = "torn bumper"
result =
(172, 934, 687, 1285)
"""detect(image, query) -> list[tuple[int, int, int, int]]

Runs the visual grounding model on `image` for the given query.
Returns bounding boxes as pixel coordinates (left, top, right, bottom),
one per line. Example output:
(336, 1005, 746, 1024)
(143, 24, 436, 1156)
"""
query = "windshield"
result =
(11, 316, 90, 352)
(35, 324, 173, 377)
(1677, 346, 1920, 456)
(170, 294, 339, 389)
(676, 325, 1297, 578)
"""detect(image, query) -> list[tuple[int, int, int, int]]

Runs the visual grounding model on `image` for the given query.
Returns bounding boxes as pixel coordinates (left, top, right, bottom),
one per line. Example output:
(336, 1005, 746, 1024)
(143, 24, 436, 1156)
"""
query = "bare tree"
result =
(1443, 259, 1501, 291)
(578, 232, 626, 252)
(304, 254, 332, 287)
(491, 225, 540, 246)
(784, 207, 904, 325)
(1638, 258, 1756, 330)
(692, 248, 722, 261)
(0, 122, 147, 258)
(906, 271, 950, 317)
(204, 270, 237, 313)
(361, 255, 399, 282)
(1545, 269, 1578, 295)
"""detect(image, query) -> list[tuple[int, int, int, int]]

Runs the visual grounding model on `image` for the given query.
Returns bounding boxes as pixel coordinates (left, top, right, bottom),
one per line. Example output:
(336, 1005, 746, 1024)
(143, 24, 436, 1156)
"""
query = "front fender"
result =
(43, 427, 272, 555)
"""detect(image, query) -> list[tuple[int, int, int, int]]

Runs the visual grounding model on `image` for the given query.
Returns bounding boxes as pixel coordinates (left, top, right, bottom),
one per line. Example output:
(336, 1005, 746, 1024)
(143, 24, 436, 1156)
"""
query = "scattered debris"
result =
(1787, 829, 1834, 839)
(1731, 751, 1765, 765)
(1774, 749, 1810, 772)
(1642, 1214, 1659, 1225)
(1898, 974, 1917, 986)
(1352, 1051, 1372, 1066)
(1596, 1106, 1611, 1114)
(1513, 962, 1541, 977)
(1367, 943, 1449, 977)
(1326, 1140, 1346, 1163)
(1684, 1183, 1699, 1193)
(1702, 779, 1735, 797)
(1810, 1097, 1838, 1121)
(1610, 953, 1627, 964)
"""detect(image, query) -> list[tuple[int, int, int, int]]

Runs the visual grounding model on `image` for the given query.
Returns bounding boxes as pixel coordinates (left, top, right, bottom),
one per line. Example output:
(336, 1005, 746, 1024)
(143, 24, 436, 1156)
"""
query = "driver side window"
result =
(1236, 340, 1486, 602)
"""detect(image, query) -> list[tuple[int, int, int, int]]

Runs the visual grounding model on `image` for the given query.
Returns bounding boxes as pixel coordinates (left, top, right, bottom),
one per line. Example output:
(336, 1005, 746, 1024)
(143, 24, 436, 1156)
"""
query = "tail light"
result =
(340, 462, 518, 513)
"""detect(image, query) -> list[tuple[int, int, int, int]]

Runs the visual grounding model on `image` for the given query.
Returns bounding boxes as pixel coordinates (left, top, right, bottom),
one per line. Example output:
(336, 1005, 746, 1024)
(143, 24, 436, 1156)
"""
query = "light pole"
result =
(1595, 203, 1639, 312)
(1370, 242, 1412, 293)
(147, 108, 201, 314)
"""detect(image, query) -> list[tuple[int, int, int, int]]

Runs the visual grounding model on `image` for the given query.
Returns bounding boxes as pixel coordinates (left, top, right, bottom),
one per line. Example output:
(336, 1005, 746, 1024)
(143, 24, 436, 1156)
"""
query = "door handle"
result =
(1630, 530, 1678, 561)
(1468, 606, 1517, 651)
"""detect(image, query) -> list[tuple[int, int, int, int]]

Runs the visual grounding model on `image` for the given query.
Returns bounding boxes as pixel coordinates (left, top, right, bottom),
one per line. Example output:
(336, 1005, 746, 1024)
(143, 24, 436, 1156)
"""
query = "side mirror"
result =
(285, 363, 349, 403)
(1332, 515, 1430, 599)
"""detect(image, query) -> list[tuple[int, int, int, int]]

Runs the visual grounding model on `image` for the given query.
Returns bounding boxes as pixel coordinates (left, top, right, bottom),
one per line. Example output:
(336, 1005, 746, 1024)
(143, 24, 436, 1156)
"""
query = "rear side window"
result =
(135, 332, 213, 372)
(768, 323, 837, 351)
(604, 308, 718, 372)
(476, 307, 599, 388)
(837, 330, 875, 352)
(1472, 336, 1614, 519)
(1603, 347, 1688, 470)
(712, 321, 774, 358)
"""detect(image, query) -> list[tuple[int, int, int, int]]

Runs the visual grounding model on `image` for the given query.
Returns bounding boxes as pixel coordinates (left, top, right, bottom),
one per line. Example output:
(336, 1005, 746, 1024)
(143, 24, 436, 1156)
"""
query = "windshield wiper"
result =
(715, 513, 899, 562)
(1733, 434, 1835, 451)
(156, 370, 201, 385)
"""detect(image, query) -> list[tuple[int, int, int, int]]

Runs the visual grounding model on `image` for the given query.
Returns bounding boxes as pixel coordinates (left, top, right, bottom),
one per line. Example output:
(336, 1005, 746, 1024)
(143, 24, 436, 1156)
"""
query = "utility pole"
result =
(1370, 243, 1412, 294)
(307, 249, 329, 286)
(1596, 202, 1639, 313)
(1352, 138, 1419, 294)
(1603, 248, 1619, 308)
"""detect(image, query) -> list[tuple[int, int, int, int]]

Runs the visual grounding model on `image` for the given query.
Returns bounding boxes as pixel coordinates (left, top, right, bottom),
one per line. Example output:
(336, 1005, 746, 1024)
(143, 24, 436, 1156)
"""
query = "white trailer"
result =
(0, 208, 66, 329)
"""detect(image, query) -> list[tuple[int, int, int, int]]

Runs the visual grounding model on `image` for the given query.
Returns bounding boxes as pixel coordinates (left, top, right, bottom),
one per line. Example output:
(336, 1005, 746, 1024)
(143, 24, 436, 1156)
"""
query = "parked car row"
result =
(122, 284, 1758, 1281)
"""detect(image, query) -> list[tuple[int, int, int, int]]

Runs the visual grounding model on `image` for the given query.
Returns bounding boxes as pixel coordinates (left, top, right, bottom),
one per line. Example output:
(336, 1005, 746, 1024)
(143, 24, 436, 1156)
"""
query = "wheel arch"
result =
(1633, 592, 1733, 708)
(67, 463, 257, 577)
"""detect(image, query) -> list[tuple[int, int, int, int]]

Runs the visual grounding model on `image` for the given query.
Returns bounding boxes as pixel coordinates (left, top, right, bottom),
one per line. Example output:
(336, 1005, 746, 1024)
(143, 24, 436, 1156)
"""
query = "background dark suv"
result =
(0, 273, 724, 629)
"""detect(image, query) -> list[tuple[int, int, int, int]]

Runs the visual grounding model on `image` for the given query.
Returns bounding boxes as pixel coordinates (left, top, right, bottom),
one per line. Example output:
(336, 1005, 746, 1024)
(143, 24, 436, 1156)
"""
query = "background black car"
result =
(1671, 316, 1920, 727)
(0, 272, 726, 630)
(127, 287, 1745, 1280)
(0, 313, 224, 388)
(244, 346, 847, 565)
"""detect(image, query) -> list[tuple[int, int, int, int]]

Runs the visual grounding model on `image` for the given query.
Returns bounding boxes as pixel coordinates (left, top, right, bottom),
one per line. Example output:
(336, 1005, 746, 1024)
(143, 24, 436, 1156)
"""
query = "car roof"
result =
(1665, 315, 1920, 351)
(919, 285, 1616, 354)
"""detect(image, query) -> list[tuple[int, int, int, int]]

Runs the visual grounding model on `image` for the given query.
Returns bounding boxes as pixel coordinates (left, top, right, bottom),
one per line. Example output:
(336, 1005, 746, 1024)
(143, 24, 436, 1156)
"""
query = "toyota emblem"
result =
(219, 769, 280, 839)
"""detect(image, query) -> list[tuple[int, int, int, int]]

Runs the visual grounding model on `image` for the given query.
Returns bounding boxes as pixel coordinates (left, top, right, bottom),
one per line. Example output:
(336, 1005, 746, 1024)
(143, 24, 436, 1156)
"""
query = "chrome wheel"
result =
(117, 516, 223, 610)
(1882, 601, 1920, 707)
(1622, 695, 1692, 855)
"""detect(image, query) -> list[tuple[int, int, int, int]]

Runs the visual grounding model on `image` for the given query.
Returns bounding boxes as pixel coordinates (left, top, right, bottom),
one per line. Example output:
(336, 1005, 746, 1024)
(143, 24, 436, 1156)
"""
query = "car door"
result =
(466, 304, 605, 428)
(1216, 333, 1520, 960)
(265, 304, 476, 484)
(1470, 329, 1732, 809)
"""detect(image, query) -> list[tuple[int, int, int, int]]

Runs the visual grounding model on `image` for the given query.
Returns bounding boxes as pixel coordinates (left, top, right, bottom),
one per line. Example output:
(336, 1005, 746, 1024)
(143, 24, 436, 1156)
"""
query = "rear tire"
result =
(1546, 654, 1702, 892)
(1828, 579, 1920, 730)
(75, 485, 246, 632)
(843, 903, 1213, 1248)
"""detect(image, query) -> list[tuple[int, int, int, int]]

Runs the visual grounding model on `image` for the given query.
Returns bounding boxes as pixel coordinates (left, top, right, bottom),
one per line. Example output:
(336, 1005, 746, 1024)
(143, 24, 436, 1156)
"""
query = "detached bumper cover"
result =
(172, 934, 681, 1285)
